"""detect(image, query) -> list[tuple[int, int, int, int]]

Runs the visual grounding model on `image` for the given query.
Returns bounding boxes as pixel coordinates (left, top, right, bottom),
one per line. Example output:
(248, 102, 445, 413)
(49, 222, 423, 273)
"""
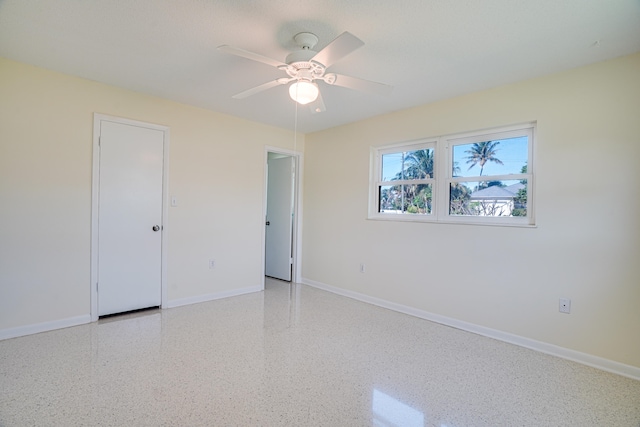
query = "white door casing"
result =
(265, 156, 294, 281)
(91, 114, 169, 320)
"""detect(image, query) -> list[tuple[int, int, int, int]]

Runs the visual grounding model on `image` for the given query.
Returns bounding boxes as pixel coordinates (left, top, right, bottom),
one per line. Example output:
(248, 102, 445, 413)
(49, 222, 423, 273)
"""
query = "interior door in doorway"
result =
(265, 155, 294, 281)
(97, 120, 164, 316)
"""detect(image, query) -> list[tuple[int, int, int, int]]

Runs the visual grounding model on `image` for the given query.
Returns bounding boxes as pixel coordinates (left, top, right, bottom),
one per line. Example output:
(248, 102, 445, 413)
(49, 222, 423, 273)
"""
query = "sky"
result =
(453, 136, 528, 178)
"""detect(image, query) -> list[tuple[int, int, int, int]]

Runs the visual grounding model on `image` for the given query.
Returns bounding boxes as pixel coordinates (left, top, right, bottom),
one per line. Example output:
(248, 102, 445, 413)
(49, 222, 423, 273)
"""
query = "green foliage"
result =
(520, 164, 528, 185)
(393, 149, 434, 181)
(476, 180, 504, 191)
(512, 164, 528, 216)
(464, 141, 504, 176)
(512, 187, 527, 216)
(449, 183, 472, 215)
(452, 161, 461, 177)
(381, 149, 434, 214)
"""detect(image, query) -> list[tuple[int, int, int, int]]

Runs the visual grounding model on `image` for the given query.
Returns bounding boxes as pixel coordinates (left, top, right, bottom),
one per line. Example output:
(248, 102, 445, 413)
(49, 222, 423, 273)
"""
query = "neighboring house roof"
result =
(471, 182, 524, 200)
(505, 182, 525, 193)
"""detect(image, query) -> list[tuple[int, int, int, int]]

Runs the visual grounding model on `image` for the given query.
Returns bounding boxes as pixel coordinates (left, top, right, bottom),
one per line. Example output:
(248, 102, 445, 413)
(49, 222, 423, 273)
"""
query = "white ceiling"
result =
(1, 0, 639, 133)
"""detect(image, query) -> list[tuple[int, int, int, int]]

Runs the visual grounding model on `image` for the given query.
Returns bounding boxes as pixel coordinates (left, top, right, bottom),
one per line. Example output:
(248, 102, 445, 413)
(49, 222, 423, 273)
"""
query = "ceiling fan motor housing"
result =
(283, 50, 325, 80)
(281, 32, 326, 80)
(285, 49, 316, 66)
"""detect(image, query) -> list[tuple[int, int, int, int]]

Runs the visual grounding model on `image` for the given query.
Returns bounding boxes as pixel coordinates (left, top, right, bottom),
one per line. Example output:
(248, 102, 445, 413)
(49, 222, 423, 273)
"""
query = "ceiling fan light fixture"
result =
(289, 81, 319, 105)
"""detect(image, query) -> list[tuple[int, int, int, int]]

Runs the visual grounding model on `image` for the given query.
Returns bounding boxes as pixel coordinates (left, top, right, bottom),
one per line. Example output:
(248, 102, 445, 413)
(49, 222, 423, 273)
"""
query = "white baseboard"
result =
(165, 285, 263, 309)
(301, 277, 640, 381)
(0, 314, 91, 341)
(1, 287, 263, 341)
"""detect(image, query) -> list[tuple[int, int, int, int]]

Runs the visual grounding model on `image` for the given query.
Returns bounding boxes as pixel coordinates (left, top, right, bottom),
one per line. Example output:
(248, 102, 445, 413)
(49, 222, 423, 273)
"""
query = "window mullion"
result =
(379, 179, 433, 186)
(434, 137, 449, 220)
(449, 174, 530, 183)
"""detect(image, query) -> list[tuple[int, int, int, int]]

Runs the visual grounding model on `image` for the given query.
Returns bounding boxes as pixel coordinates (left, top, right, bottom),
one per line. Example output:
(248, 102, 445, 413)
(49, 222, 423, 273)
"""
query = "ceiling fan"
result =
(218, 31, 392, 113)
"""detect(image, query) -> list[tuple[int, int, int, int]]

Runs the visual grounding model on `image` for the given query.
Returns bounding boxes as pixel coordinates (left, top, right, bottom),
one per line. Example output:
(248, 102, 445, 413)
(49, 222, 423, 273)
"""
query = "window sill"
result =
(367, 214, 536, 228)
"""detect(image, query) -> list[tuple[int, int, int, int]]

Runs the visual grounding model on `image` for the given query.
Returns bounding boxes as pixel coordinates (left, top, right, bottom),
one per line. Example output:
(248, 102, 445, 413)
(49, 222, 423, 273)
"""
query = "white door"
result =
(265, 156, 294, 281)
(97, 120, 164, 316)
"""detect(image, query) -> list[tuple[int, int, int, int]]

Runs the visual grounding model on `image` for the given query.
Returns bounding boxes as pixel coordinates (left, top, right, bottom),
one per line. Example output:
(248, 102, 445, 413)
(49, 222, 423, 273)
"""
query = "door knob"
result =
(152, 225, 160, 232)
(265, 221, 270, 226)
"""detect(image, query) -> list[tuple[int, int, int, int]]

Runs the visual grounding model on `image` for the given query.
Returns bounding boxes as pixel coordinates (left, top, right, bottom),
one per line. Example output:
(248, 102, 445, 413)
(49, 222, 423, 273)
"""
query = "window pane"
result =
(403, 149, 434, 179)
(379, 184, 432, 214)
(449, 179, 527, 217)
(382, 153, 404, 181)
(452, 136, 527, 178)
(382, 148, 434, 181)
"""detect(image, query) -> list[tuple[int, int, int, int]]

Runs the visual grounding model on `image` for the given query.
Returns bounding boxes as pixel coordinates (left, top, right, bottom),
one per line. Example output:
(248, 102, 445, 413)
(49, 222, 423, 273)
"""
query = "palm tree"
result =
(449, 183, 472, 215)
(464, 141, 503, 176)
(404, 149, 434, 179)
(392, 149, 434, 180)
(452, 161, 461, 177)
(392, 149, 434, 213)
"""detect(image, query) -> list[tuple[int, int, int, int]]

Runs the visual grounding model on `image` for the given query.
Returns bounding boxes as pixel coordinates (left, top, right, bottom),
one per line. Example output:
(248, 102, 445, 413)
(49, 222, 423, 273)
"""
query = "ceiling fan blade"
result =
(311, 32, 364, 68)
(309, 91, 326, 114)
(218, 45, 287, 68)
(232, 79, 288, 99)
(329, 73, 393, 96)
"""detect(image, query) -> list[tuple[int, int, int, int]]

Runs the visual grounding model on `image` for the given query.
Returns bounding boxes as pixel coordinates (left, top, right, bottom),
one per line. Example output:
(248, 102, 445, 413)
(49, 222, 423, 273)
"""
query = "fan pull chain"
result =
(293, 85, 299, 154)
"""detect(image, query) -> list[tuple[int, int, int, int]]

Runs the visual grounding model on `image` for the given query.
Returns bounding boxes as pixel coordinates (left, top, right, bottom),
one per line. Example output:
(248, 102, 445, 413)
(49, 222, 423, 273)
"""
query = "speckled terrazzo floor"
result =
(1, 279, 639, 426)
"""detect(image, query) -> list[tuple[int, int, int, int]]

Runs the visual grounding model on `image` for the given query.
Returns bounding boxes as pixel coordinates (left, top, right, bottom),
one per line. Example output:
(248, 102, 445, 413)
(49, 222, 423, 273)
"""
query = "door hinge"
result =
(290, 257, 293, 265)
(96, 282, 99, 292)
(98, 136, 101, 147)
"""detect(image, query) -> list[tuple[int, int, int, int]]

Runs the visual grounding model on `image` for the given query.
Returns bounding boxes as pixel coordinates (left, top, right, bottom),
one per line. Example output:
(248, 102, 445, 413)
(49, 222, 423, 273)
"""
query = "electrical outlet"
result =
(360, 263, 365, 273)
(559, 298, 571, 314)
(209, 259, 215, 269)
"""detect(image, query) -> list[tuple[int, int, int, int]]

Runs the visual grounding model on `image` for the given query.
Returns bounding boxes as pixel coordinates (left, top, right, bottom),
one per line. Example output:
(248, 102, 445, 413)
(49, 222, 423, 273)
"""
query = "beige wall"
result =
(0, 57, 299, 331)
(303, 53, 640, 368)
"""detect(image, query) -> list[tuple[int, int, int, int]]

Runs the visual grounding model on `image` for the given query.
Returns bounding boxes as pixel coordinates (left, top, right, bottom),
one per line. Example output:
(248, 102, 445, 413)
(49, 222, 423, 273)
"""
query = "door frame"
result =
(90, 113, 170, 322)
(262, 146, 303, 286)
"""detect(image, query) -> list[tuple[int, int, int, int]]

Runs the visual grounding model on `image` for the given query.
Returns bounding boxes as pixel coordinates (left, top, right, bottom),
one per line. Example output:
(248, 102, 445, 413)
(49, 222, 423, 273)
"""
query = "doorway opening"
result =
(263, 147, 302, 287)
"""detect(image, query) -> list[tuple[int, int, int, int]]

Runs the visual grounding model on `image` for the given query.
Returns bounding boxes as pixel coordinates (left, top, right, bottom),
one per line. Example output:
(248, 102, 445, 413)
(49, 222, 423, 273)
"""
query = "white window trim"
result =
(369, 123, 536, 227)
(369, 140, 438, 219)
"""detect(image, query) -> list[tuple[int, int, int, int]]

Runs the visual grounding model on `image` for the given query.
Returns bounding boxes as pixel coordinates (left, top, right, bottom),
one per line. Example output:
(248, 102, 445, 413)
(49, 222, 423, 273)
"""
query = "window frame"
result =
(369, 123, 535, 226)
(369, 140, 438, 220)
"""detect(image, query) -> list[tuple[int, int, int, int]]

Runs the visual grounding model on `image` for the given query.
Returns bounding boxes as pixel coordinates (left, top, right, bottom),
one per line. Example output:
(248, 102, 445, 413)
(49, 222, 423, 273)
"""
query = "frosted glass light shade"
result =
(289, 81, 319, 105)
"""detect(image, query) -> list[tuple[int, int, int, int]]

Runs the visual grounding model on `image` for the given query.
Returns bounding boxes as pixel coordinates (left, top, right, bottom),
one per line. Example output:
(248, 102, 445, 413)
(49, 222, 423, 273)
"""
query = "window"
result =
(377, 143, 435, 215)
(369, 123, 534, 226)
